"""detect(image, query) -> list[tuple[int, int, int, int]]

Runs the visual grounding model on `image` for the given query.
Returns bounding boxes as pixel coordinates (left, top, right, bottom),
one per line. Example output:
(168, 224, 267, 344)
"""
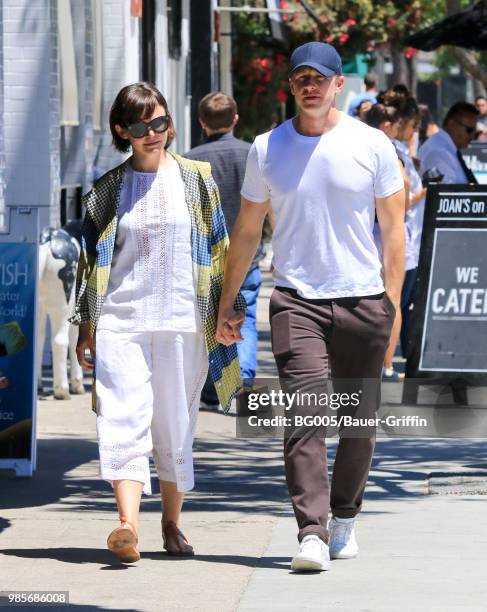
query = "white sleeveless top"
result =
(97, 161, 200, 332)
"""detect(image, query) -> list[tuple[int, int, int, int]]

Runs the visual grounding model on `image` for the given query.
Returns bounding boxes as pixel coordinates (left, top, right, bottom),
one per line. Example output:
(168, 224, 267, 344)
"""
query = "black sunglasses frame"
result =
(127, 115, 170, 138)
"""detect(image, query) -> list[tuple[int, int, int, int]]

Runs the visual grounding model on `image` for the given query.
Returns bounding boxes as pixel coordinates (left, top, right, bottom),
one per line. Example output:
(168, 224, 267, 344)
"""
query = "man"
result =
(418, 102, 479, 184)
(346, 72, 378, 118)
(185, 92, 263, 408)
(216, 42, 405, 571)
(475, 95, 487, 139)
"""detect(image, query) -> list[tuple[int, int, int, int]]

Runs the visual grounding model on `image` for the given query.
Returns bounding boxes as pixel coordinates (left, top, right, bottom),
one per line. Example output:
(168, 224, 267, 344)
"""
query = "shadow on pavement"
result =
(0, 546, 288, 570)
(0, 436, 288, 515)
(2, 431, 487, 515)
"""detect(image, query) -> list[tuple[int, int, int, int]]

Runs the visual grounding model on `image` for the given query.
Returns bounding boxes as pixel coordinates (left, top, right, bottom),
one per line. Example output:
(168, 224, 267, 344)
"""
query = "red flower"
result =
(277, 89, 288, 103)
(326, 35, 334, 43)
(388, 17, 397, 26)
(404, 47, 417, 59)
(339, 33, 349, 45)
(345, 19, 356, 27)
(255, 85, 266, 93)
(280, 1, 287, 21)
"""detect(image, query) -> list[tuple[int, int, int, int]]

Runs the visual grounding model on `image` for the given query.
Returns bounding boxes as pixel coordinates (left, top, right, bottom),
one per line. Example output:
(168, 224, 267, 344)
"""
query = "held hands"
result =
(216, 305, 245, 346)
(76, 322, 96, 370)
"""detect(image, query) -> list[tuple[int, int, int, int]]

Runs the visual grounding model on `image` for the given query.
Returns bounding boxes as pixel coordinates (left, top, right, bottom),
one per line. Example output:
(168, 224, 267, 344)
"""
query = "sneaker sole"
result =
(291, 556, 330, 571)
(330, 551, 358, 560)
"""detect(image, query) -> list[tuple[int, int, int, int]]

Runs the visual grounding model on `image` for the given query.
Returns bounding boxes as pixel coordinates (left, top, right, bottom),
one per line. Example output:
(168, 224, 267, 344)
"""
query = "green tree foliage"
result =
(231, 1, 471, 139)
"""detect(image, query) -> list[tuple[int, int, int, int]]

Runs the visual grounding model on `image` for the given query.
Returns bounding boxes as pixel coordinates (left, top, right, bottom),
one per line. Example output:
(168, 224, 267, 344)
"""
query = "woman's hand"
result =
(76, 322, 95, 370)
(216, 304, 245, 346)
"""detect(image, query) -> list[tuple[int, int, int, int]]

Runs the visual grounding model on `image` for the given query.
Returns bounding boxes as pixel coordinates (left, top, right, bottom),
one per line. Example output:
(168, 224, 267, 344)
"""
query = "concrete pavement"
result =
(1, 271, 487, 611)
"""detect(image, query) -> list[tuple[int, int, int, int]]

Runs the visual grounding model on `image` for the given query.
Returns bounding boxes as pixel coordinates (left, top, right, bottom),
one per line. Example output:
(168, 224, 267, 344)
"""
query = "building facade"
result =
(0, 0, 215, 232)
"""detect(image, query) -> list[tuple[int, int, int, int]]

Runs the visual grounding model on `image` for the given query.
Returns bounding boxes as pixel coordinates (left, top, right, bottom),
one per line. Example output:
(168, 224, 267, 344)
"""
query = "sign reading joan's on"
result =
(407, 185, 487, 378)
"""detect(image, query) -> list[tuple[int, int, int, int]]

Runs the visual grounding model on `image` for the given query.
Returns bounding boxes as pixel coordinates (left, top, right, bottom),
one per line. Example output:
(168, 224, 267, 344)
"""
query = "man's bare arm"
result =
(376, 187, 406, 309)
(217, 197, 270, 346)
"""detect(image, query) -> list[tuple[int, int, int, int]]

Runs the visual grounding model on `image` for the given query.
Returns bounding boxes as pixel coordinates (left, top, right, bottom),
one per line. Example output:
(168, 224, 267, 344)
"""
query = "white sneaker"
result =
(291, 535, 330, 572)
(328, 517, 358, 559)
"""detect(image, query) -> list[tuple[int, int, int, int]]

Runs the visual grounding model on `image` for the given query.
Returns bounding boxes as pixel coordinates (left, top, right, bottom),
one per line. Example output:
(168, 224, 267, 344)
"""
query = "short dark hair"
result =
(198, 92, 237, 130)
(364, 72, 378, 89)
(109, 82, 176, 153)
(365, 103, 399, 129)
(379, 90, 419, 122)
(443, 101, 479, 128)
(475, 95, 487, 103)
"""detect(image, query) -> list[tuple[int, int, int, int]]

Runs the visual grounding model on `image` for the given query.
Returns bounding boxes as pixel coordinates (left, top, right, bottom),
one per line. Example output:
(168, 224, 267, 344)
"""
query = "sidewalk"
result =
(0, 273, 486, 611)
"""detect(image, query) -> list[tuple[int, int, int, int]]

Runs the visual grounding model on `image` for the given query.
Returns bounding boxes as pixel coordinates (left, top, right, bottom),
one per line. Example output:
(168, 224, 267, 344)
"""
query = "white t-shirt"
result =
(241, 113, 404, 298)
(98, 162, 200, 332)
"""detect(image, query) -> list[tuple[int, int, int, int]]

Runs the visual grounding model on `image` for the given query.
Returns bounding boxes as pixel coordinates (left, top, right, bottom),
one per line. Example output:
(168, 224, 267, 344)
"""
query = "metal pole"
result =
(214, 5, 301, 14)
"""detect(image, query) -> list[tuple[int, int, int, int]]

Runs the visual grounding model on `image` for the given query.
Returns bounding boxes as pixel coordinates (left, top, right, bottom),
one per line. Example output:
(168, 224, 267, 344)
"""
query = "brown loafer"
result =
(107, 520, 140, 563)
(162, 520, 194, 556)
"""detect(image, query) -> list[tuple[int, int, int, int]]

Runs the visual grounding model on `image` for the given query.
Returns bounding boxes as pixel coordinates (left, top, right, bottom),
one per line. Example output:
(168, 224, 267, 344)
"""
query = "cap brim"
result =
(289, 61, 338, 78)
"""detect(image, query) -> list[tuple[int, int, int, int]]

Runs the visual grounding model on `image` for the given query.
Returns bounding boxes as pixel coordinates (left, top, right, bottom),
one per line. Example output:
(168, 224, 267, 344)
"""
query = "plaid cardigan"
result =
(70, 153, 245, 413)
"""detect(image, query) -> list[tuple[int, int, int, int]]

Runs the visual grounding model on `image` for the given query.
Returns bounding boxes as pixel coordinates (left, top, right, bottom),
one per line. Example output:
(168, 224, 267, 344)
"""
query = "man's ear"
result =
(289, 77, 296, 96)
(232, 114, 239, 127)
(335, 75, 346, 93)
(199, 118, 206, 130)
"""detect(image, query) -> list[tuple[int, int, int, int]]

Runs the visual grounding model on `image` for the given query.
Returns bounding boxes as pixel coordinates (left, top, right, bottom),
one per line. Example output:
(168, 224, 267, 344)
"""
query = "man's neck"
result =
(204, 128, 232, 138)
(293, 108, 342, 137)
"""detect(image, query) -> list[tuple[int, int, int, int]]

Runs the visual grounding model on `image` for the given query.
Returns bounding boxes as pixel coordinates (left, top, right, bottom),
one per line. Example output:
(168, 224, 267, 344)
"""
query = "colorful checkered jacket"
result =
(70, 153, 245, 413)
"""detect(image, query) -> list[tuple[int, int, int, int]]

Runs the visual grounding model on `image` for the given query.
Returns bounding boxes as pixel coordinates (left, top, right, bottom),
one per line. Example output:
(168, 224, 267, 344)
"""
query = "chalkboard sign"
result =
(463, 142, 487, 184)
(406, 184, 487, 386)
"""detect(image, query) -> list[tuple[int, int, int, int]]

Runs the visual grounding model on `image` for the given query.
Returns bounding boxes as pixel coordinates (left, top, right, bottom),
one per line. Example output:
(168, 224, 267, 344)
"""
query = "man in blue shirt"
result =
(346, 72, 378, 118)
(185, 92, 264, 408)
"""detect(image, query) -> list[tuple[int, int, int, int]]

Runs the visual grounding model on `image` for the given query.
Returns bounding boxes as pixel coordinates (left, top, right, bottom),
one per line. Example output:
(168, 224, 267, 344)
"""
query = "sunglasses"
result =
(454, 118, 476, 136)
(126, 115, 170, 138)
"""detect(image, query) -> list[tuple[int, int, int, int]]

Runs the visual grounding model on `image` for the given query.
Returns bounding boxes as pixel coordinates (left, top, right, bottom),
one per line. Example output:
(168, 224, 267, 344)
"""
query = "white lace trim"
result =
(133, 173, 175, 328)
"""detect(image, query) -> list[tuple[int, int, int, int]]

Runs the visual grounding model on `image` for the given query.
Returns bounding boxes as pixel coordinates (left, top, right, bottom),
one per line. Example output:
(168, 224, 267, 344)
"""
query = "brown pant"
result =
(269, 287, 395, 543)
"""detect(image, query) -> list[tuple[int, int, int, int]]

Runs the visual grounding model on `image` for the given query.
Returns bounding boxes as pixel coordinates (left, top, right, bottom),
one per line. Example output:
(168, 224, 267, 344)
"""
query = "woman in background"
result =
(366, 103, 409, 380)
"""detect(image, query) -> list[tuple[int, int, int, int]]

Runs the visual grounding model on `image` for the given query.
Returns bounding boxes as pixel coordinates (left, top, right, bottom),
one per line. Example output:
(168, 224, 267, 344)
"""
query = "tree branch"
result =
(451, 47, 487, 88)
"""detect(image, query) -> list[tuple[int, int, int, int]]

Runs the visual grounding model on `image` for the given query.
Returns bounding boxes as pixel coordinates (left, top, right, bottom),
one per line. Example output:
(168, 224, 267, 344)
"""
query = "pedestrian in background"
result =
(346, 72, 378, 118)
(365, 103, 409, 380)
(185, 92, 263, 407)
(217, 42, 405, 572)
(418, 101, 479, 184)
(391, 95, 427, 359)
(72, 82, 244, 563)
(474, 95, 487, 140)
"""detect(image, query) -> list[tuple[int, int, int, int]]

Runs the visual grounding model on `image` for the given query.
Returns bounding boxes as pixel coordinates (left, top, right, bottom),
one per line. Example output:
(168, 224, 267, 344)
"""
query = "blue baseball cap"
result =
(289, 42, 342, 78)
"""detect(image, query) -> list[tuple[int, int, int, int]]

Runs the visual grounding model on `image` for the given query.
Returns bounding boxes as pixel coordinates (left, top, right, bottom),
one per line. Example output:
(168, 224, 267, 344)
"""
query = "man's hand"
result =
(216, 305, 245, 346)
(76, 322, 95, 370)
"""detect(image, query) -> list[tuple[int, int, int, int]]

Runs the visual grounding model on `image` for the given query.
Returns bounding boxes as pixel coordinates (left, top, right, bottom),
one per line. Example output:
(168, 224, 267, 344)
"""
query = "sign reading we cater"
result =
(408, 185, 487, 376)
(463, 142, 487, 185)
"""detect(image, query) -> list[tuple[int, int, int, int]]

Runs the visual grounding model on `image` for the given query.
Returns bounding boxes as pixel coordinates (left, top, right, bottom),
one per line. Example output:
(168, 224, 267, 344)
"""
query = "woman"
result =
(390, 96, 427, 360)
(365, 103, 410, 381)
(71, 82, 244, 563)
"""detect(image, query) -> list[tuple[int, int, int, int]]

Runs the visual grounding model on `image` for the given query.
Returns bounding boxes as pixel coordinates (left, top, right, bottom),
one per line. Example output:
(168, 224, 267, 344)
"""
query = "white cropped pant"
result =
(95, 329, 208, 495)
